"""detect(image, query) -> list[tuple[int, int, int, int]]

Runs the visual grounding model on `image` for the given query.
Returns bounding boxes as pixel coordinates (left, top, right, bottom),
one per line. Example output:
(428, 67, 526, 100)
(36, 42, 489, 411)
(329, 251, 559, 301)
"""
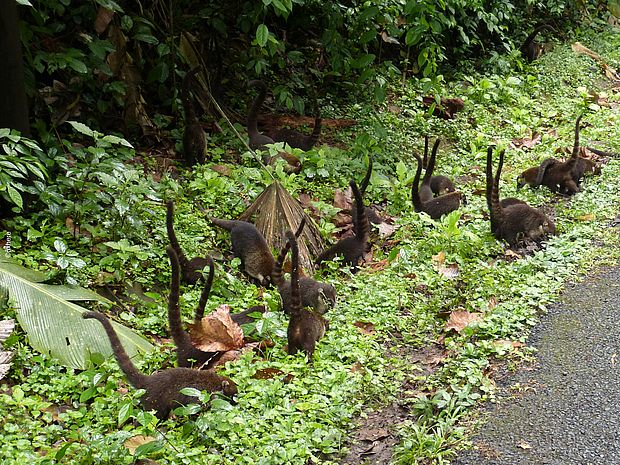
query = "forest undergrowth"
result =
(1, 26, 620, 465)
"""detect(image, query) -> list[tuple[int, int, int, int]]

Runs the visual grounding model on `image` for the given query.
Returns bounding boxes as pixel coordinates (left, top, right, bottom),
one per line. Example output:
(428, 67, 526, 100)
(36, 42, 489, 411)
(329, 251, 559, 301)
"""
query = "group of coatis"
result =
(84, 110, 605, 420)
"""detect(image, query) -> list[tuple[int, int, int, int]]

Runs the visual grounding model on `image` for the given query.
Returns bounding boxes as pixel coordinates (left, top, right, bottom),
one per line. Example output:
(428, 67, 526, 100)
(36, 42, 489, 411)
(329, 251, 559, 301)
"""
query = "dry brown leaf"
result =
(189, 305, 244, 352)
(517, 440, 532, 450)
(510, 133, 542, 150)
(0, 319, 15, 343)
(376, 221, 398, 238)
(577, 213, 595, 221)
(353, 321, 376, 335)
(492, 339, 524, 350)
(124, 435, 157, 455)
(211, 165, 232, 177)
(488, 296, 498, 310)
(432, 251, 446, 265)
(445, 311, 482, 333)
(94, 7, 114, 34)
(333, 188, 352, 211)
(0, 351, 13, 381)
(252, 368, 285, 379)
(504, 249, 522, 259)
(367, 258, 389, 272)
(351, 362, 365, 373)
(432, 252, 459, 278)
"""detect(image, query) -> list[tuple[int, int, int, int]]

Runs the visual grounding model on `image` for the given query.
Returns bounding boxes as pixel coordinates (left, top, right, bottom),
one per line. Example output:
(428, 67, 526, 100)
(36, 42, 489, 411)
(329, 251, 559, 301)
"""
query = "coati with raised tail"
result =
(182, 67, 207, 166)
(412, 151, 461, 220)
(486, 147, 556, 244)
(247, 80, 275, 151)
(268, 95, 322, 151)
(208, 216, 275, 285)
(285, 230, 328, 360)
(316, 180, 370, 271)
(516, 158, 558, 190)
(422, 136, 456, 196)
(351, 154, 384, 225)
(82, 311, 238, 420)
(521, 25, 555, 62)
(272, 219, 336, 315)
(167, 201, 210, 285)
(166, 245, 220, 368)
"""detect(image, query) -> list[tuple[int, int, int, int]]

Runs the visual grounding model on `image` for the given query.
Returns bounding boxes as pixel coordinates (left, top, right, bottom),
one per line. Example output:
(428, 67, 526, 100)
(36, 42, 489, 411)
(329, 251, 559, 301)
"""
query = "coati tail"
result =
(271, 218, 306, 287)
(411, 153, 424, 211)
(286, 230, 301, 316)
(247, 80, 268, 138)
(360, 154, 373, 194)
(194, 255, 215, 322)
(485, 147, 495, 215)
(165, 246, 188, 348)
(422, 134, 429, 169)
(166, 201, 192, 273)
(572, 114, 583, 159)
(489, 147, 504, 223)
(534, 158, 557, 187)
(181, 67, 201, 122)
(82, 311, 147, 388)
(422, 138, 441, 186)
(521, 25, 555, 54)
(350, 180, 369, 244)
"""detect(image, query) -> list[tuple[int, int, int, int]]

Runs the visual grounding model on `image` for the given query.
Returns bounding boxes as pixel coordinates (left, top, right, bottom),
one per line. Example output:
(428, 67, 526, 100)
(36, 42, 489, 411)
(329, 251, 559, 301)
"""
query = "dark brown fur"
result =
(486, 147, 556, 245)
(352, 154, 383, 225)
(521, 25, 555, 62)
(422, 136, 457, 196)
(182, 67, 207, 166)
(286, 230, 328, 360)
(209, 216, 275, 285)
(272, 219, 336, 315)
(516, 159, 558, 190)
(412, 152, 461, 219)
(316, 180, 370, 271)
(247, 80, 275, 150)
(167, 201, 210, 285)
(83, 311, 237, 419)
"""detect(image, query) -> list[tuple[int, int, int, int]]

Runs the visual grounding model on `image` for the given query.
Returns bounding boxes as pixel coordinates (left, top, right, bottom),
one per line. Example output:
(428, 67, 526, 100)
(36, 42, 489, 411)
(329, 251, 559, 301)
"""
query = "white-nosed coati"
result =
(412, 150, 461, 220)
(267, 94, 322, 151)
(208, 216, 275, 285)
(486, 146, 556, 245)
(167, 201, 210, 285)
(247, 80, 275, 151)
(83, 311, 238, 420)
(351, 154, 383, 225)
(422, 136, 456, 196)
(285, 230, 328, 360)
(182, 67, 207, 166)
(272, 219, 336, 315)
(520, 25, 555, 62)
(166, 245, 221, 368)
(316, 180, 370, 271)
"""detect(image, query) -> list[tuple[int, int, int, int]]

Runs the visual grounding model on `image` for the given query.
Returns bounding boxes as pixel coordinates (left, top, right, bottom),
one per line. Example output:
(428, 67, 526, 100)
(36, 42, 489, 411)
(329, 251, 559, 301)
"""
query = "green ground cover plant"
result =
(2, 20, 620, 465)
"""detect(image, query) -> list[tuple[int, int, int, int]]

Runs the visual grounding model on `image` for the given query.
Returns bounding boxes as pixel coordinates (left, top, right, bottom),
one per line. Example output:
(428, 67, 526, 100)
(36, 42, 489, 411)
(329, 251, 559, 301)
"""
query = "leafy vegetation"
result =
(2, 3, 620, 465)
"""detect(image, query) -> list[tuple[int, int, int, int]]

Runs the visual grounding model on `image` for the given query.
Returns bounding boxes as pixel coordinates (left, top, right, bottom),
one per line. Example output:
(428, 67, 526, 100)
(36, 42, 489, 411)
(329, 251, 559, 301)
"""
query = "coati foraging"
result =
(516, 158, 558, 190)
(82, 311, 238, 420)
(285, 230, 328, 360)
(520, 25, 555, 62)
(316, 180, 370, 271)
(208, 216, 275, 285)
(272, 219, 336, 315)
(351, 154, 384, 225)
(486, 146, 556, 245)
(247, 80, 275, 151)
(412, 151, 462, 220)
(167, 201, 210, 285)
(166, 245, 221, 368)
(422, 136, 456, 196)
(182, 67, 207, 166)
(268, 95, 322, 151)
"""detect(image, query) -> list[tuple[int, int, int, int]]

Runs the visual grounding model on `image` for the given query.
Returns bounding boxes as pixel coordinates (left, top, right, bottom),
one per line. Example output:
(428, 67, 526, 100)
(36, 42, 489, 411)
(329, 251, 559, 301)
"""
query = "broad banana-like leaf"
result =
(0, 252, 154, 369)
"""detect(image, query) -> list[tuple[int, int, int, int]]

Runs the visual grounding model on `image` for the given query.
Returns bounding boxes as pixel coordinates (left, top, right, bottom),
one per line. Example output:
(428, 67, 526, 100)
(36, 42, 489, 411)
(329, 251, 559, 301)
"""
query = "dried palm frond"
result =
(239, 182, 323, 272)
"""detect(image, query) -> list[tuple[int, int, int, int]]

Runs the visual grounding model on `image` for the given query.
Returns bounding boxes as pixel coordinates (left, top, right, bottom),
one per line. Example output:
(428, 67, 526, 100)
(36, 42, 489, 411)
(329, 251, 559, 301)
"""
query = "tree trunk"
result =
(0, 0, 30, 135)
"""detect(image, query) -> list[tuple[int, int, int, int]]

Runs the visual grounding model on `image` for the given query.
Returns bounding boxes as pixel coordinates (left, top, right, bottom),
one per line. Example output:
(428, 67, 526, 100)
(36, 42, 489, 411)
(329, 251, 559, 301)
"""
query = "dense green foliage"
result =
(2, 2, 620, 464)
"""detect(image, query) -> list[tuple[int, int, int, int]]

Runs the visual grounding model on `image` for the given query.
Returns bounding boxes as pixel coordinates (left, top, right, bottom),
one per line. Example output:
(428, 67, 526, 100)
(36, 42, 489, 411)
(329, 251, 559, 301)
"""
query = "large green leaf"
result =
(0, 253, 154, 369)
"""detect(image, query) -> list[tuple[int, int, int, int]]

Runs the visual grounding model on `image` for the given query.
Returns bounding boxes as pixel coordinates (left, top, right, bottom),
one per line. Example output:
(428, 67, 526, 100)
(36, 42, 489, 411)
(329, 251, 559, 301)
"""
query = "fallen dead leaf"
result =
(611, 353, 617, 367)
(432, 251, 446, 265)
(189, 305, 245, 352)
(504, 249, 522, 259)
(351, 362, 365, 373)
(0, 319, 15, 343)
(367, 258, 389, 272)
(517, 440, 532, 450)
(577, 213, 595, 221)
(94, 7, 114, 35)
(124, 435, 157, 455)
(359, 427, 390, 442)
(432, 251, 459, 278)
(511, 133, 542, 150)
(333, 188, 352, 211)
(211, 164, 233, 177)
(445, 311, 482, 333)
(488, 296, 498, 310)
(376, 221, 398, 238)
(492, 339, 524, 350)
(353, 321, 377, 335)
(252, 368, 285, 379)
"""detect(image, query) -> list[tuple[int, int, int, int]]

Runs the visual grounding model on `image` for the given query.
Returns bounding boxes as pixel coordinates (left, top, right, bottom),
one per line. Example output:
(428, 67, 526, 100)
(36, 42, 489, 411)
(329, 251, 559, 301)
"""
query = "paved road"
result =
(454, 265, 620, 465)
